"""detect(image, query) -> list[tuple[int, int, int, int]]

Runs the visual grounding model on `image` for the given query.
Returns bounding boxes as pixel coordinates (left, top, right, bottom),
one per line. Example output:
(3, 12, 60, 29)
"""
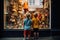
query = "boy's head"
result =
(26, 13, 30, 18)
(34, 13, 38, 18)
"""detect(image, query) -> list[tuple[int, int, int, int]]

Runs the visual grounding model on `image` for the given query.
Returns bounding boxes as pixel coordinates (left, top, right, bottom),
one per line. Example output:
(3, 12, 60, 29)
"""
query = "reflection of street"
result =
(4, 0, 50, 29)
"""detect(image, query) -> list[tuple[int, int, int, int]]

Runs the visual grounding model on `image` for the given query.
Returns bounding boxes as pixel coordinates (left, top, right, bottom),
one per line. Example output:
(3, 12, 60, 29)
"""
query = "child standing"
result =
(23, 13, 32, 40)
(32, 13, 40, 40)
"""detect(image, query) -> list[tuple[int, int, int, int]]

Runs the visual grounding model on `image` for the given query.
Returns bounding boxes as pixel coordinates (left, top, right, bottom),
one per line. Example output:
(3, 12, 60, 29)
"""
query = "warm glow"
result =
(19, 0, 22, 2)
(25, 0, 28, 1)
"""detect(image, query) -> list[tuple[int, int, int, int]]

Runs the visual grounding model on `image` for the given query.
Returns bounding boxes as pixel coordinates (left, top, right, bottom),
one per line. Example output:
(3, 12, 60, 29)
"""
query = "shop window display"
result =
(4, 0, 51, 29)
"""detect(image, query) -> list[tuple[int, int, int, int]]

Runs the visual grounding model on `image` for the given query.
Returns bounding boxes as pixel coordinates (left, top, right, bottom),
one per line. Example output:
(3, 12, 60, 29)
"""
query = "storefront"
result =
(4, 0, 51, 29)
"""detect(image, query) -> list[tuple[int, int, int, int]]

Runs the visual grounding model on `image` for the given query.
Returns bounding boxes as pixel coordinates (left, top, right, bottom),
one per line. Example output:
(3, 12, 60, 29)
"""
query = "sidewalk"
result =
(0, 36, 59, 40)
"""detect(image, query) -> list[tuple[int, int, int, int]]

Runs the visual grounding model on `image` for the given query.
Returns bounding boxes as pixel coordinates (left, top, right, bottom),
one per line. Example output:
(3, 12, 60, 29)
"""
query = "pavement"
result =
(0, 36, 60, 40)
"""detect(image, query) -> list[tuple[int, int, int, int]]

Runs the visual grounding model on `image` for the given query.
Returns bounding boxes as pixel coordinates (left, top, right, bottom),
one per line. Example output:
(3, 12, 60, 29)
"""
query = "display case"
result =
(4, 0, 51, 30)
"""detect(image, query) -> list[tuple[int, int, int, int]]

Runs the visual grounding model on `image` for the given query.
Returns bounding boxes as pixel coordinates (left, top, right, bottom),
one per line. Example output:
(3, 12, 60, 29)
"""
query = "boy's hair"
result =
(26, 13, 30, 18)
(34, 13, 38, 17)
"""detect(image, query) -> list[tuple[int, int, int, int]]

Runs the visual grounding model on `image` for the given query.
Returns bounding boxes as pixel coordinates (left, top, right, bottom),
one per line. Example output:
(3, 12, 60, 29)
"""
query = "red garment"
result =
(24, 30, 31, 36)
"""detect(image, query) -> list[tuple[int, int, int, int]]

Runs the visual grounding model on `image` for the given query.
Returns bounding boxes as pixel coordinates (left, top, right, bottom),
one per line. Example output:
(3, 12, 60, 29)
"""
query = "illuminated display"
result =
(4, 0, 51, 29)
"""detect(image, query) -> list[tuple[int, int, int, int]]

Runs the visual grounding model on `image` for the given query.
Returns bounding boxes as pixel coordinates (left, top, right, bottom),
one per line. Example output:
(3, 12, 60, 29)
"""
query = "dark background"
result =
(0, 0, 60, 37)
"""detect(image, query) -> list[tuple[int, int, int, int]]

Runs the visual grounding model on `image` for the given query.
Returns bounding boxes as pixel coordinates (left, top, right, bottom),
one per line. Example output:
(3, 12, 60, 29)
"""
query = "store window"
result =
(4, 0, 51, 29)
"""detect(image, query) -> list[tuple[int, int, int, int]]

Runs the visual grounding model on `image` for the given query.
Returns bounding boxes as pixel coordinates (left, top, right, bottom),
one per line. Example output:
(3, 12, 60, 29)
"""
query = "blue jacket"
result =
(24, 18, 32, 30)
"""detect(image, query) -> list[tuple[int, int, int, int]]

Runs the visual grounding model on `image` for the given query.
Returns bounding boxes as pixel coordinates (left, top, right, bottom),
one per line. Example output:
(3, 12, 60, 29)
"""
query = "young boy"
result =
(32, 13, 40, 40)
(23, 13, 32, 40)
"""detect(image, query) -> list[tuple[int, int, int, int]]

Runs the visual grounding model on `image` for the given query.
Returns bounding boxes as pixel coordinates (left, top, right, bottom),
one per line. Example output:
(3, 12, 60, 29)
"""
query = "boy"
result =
(32, 13, 40, 40)
(23, 13, 32, 40)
